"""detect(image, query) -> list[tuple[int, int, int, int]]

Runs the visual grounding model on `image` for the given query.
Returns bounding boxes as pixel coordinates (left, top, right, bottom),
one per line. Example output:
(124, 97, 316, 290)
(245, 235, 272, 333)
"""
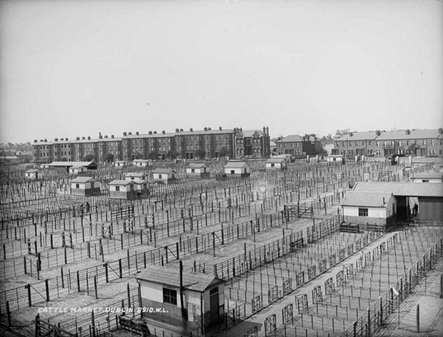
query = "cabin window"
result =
(231, 170, 235, 174)
(421, 180, 429, 183)
(163, 288, 177, 305)
(271, 163, 275, 167)
(358, 208, 368, 217)
(115, 186, 120, 191)
(158, 174, 162, 179)
(191, 169, 195, 173)
(75, 184, 79, 189)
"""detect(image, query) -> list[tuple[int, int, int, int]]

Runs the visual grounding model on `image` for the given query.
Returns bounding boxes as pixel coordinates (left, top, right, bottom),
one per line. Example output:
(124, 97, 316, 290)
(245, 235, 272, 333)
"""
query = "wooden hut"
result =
(152, 168, 176, 184)
(70, 177, 101, 197)
(223, 161, 250, 178)
(186, 163, 210, 178)
(109, 180, 137, 200)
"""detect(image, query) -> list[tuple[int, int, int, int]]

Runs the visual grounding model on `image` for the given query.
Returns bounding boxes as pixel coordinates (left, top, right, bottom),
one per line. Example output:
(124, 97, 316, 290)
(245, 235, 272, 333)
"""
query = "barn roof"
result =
(137, 265, 223, 292)
(341, 191, 395, 208)
(71, 177, 97, 183)
(352, 182, 443, 198)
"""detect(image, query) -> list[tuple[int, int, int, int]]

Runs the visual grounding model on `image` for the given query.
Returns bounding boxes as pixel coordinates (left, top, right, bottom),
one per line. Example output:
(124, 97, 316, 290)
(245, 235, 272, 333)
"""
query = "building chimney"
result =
(34, 140, 37, 143)
(153, 131, 157, 134)
(383, 197, 386, 205)
(176, 128, 180, 133)
(99, 132, 102, 139)
(82, 137, 85, 140)
(54, 138, 58, 141)
(136, 131, 139, 135)
(190, 128, 193, 132)
(87, 136, 91, 140)
(76, 137, 80, 140)
(208, 127, 211, 131)
(204, 127, 207, 131)
(104, 135, 108, 138)
(148, 131, 152, 135)
(219, 126, 222, 131)
(123, 132, 127, 136)
(406, 129, 410, 135)
(111, 135, 114, 138)
(180, 128, 183, 132)
(128, 132, 132, 135)
(162, 130, 165, 134)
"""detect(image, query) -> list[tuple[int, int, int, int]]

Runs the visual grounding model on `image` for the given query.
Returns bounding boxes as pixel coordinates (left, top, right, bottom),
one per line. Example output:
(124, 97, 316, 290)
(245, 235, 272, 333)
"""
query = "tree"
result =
(166, 150, 179, 160)
(195, 149, 206, 160)
(132, 152, 142, 160)
(219, 147, 229, 157)
(83, 154, 94, 161)
(147, 151, 159, 160)
(105, 153, 114, 163)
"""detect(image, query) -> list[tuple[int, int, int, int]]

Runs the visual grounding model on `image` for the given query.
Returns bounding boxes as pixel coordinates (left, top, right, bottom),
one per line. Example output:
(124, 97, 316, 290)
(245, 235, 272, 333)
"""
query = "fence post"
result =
(77, 270, 81, 292)
(45, 279, 50, 302)
(416, 304, 420, 333)
(26, 284, 31, 307)
(94, 275, 98, 299)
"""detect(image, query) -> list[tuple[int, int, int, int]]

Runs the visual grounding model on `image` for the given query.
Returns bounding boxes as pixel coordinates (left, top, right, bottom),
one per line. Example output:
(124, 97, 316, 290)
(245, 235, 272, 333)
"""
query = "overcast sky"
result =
(1, 0, 442, 144)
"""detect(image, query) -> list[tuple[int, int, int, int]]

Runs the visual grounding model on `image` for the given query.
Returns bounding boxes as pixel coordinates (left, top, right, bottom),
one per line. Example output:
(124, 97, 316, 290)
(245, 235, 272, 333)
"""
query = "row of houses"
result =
(32, 127, 271, 163)
(332, 128, 443, 158)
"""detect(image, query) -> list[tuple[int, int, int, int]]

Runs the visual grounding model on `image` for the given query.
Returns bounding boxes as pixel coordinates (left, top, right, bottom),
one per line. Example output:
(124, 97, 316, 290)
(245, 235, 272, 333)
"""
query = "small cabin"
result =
(124, 172, 146, 181)
(133, 180, 149, 197)
(327, 154, 345, 164)
(186, 163, 210, 178)
(70, 177, 101, 197)
(223, 161, 250, 178)
(25, 169, 39, 179)
(137, 265, 225, 332)
(152, 168, 176, 184)
(109, 180, 137, 199)
(410, 172, 443, 184)
(114, 161, 127, 168)
(133, 159, 151, 167)
(265, 158, 287, 170)
(341, 191, 397, 231)
(69, 166, 87, 174)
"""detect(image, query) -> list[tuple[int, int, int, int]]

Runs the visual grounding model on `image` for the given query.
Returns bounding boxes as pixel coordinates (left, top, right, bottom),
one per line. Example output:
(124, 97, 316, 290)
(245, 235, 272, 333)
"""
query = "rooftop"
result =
(341, 191, 394, 208)
(352, 182, 443, 198)
(137, 265, 222, 292)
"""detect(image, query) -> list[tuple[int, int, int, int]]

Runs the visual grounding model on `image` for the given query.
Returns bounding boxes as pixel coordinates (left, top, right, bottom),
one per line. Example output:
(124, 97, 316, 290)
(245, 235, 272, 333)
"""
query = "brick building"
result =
(32, 126, 271, 163)
(333, 129, 443, 158)
(275, 134, 322, 158)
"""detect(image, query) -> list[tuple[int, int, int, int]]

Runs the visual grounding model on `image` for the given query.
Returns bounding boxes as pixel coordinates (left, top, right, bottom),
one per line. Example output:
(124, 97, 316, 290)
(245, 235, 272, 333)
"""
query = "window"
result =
(158, 174, 162, 179)
(75, 184, 79, 188)
(422, 139, 426, 145)
(376, 141, 380, 147)
(115, 186, 120, 191)
(191, 169, 195, 173)
(358, 208, 368, 217)
(163, 288, 177, 305)
(231, 170, 235, 174)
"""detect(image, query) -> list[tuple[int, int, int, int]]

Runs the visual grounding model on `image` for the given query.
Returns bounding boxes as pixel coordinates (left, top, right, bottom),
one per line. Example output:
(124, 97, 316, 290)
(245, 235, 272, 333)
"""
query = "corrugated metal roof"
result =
(224, 161, 249, 168)
(137, 265, 222, 292)
(341, 191, 394, 207)
(71, 177, 97, 183)
(353, 182, 443, 197)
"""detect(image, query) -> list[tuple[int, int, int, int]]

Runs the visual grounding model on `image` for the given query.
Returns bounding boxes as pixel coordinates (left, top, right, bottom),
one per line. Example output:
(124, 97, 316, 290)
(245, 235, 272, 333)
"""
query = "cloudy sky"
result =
(0, 0, 442, 143)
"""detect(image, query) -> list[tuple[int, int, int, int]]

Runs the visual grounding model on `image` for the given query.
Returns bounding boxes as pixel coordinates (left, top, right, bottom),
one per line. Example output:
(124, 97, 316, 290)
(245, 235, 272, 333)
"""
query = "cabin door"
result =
(209, 287, 219, 326)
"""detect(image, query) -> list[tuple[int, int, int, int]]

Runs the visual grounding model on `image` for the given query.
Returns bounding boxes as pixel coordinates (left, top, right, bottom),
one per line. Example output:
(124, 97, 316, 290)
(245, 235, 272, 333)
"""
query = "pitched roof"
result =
(137, 265, 222, 292)
(266, 158, 286, 163)
(279, 135, 304, 142)
(152, 168, 176, 174)
(188, 163, 207, 168)
(335, 132, 379, 141)
(25, 169, 39, 173)
(242, 130, 264, 138)
(375, 129, 441, 140)
(341, 191, 395, 208)
(124, 172, 145, 177)
(109, 179, 134, 185)
(353, 182, 443, 197)
(224, 161, 249, 168)
(49, 161, 95, 167)
(71, 177, 97, 183)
